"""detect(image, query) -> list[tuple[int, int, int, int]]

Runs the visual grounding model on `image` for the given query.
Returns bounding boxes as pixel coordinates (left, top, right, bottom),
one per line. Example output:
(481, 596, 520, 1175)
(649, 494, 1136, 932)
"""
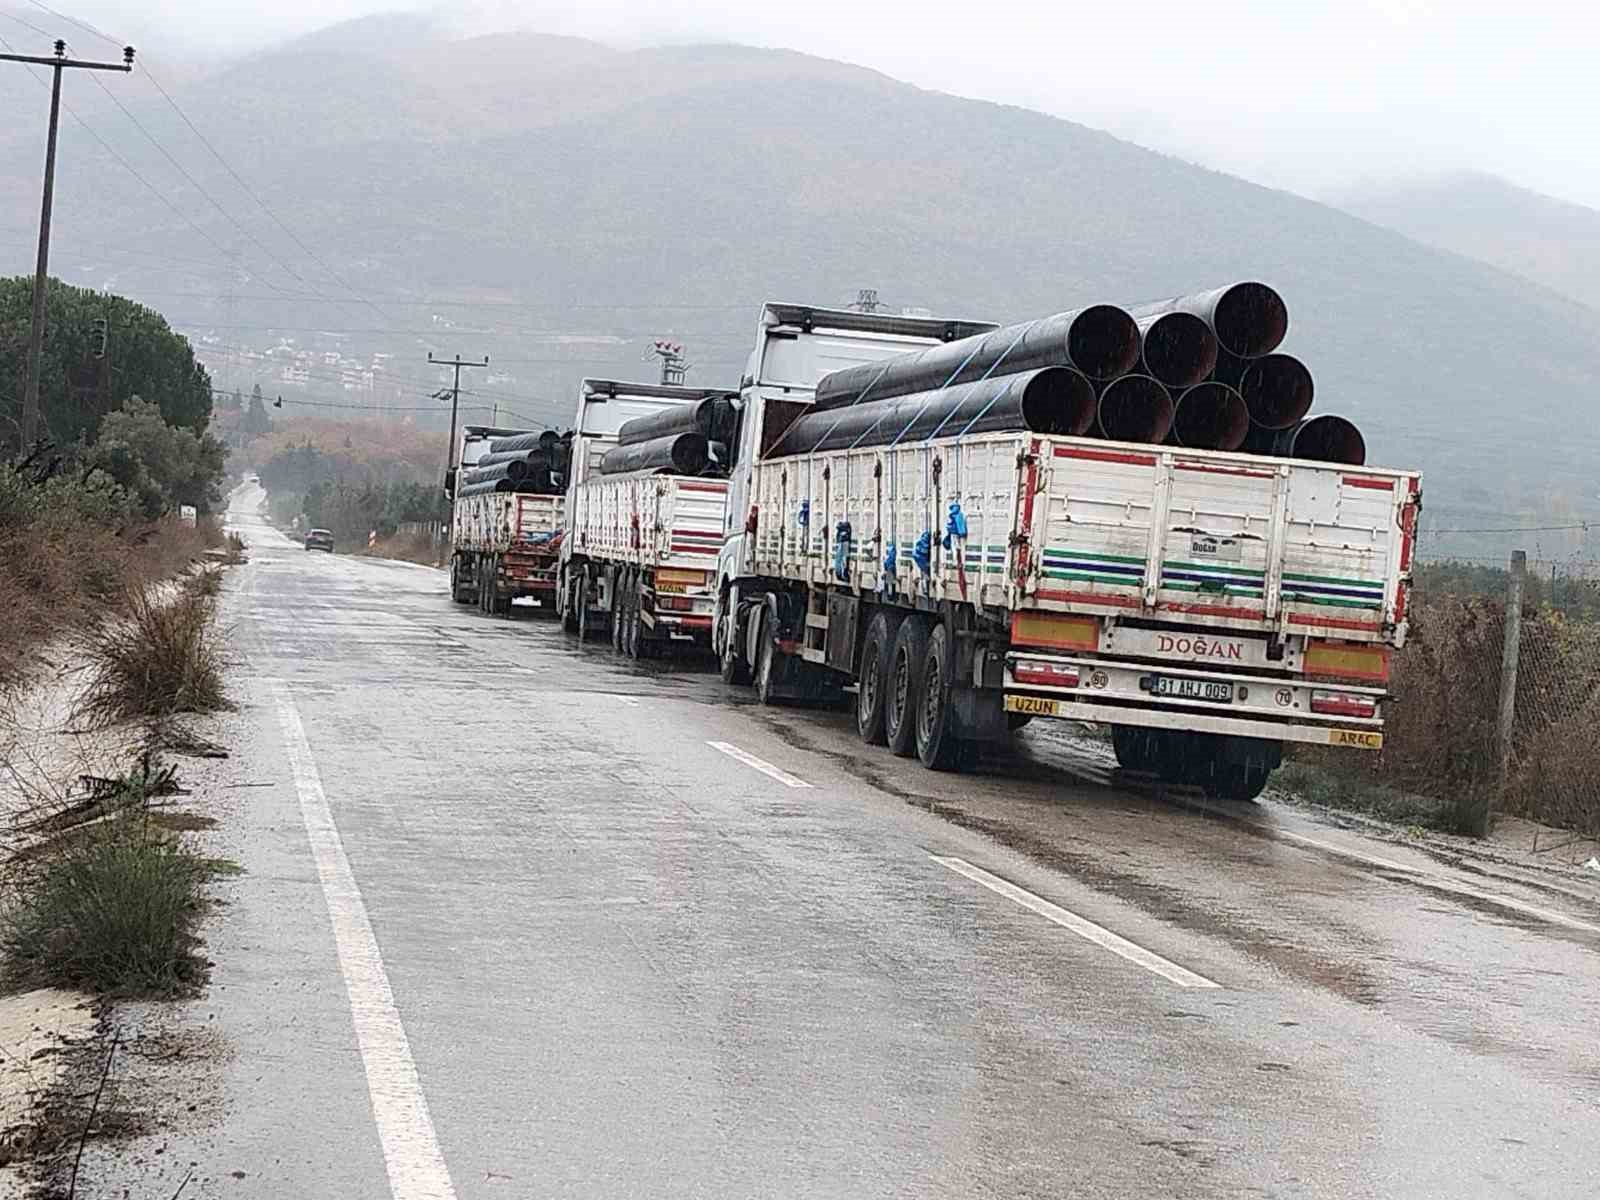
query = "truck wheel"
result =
(577, 568, 596, 642)
(753, 605, 784, 705)
(884, 616, 929, 758)
(610, 569, 626, 652)
(718, 599, 750, 685)
(916, 622, 967, 771)
(855, 609, 900, 745)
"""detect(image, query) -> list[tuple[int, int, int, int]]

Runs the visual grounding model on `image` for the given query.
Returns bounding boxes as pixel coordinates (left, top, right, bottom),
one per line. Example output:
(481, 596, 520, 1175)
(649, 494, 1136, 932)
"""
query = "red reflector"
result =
(1311, 690, 1377, 719)
(1012, 660, 1081, 688)
(745, 505, 759, 534)
(657, 594, 692, 612)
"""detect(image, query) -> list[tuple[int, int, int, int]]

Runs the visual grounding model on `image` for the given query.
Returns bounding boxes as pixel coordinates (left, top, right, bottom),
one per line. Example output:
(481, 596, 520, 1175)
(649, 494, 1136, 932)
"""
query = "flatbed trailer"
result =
(556, 379, 734, 654)
(711, 304, 1421, 799)
(447, 424, 565, 615)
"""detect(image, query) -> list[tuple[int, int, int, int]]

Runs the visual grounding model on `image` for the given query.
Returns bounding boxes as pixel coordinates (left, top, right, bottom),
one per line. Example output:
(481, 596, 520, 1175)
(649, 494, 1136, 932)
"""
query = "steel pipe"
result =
(1096, 374, 1174, 444)
(768, 367, 1097, 457)
(1284, 414, 1365, 465)
(489, 430, 562, 454)
(1171, 382, 1249, 451)
(1137, 311, 1218, 390)
(1215, 350, 1314, 430)
(598, 432, 711, 476)
(1130, 282, 1287, 359)
(617, 397, 738, 447)
(812, 305, 1139, 410)
(474, 448, 552, 469)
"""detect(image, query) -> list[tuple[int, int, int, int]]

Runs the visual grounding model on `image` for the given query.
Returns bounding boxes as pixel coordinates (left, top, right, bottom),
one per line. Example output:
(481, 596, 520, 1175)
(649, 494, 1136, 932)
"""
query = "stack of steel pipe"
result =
(599, 395, 740, 476)
(776, 280, 1364, 465)
(457, 429, 574, 496)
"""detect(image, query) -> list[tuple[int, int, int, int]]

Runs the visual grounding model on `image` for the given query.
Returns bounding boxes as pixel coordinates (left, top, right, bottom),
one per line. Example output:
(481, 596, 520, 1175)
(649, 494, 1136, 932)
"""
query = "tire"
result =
(855, 609, 901, 745)
(884, 616, 929, 758)
(916, 622, 966, 771)
(718, 596, 750, 685)
(611, 569, 626, 652)
(576, 568, 595, 642)
(558, 569, 577, 632)
(1006, 713, 1033, 732)
(753, 603, 789, 706)
(622, 572, 639, 658)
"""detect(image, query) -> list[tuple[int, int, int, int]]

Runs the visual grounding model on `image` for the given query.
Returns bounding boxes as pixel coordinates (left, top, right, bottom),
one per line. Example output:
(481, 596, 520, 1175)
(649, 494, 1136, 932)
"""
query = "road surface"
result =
(86, 482, 1600, 1198)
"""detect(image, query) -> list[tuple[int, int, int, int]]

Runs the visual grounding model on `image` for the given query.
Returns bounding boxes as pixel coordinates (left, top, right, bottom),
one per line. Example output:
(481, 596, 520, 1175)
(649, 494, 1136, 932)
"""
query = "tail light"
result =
(745, 505, 759, 534)
(1311, 690, 1377, 719)
(657, 595, 692, 612)
(1012, 659, 1081, 688)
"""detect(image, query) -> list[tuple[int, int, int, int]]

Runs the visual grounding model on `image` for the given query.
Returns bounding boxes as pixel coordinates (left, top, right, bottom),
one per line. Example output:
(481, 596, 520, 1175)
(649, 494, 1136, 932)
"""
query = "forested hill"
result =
(3, 13, 1597, 552)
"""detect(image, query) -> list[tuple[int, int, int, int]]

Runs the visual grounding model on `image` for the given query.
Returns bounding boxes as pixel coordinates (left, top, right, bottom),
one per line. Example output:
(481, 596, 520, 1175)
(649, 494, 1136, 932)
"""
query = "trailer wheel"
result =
(753, 604, 785, 706)
(449, 558, 471, 605)
(855, 609, 900, 745)
(610, 569, 626, 652)
(916, 622, 966, 771)
(884, 616, 929, 758)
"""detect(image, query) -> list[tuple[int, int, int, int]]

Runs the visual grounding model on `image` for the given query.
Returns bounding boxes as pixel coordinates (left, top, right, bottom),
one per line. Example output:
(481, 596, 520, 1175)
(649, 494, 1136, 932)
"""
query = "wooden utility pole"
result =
(0, 40, 134, 450)
(428, 352, 487, 492)
(1495, 549, 1527, 799)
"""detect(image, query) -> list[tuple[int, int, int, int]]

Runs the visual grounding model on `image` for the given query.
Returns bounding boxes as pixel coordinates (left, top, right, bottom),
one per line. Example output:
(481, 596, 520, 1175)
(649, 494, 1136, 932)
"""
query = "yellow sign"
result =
(1004, 694, 1062, 717)
(1328, 728, 1384, 750)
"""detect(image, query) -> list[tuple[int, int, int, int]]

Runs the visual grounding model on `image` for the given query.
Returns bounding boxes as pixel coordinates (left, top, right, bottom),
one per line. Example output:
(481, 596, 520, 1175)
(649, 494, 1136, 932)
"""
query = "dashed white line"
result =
(268, 679, 458, 1200)
(931, 854, 1221, 989)
(706, 740, 813, 789)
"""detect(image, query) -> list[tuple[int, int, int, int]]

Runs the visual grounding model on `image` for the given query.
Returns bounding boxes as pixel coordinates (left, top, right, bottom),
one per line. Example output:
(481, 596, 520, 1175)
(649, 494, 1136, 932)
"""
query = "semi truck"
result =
(556, 379, 737, 654)
(707, 304, 1421, 800)
(447, 424, 564, 615)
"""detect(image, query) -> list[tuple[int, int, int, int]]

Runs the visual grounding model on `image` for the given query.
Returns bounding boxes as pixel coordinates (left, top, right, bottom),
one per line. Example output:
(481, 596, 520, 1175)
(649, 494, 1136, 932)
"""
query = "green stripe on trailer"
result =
(1282, 593, 1384, 610)
(1041, 570, 1144, 587)
(1162, 560, 1266, 578)
(1283, 570, 1386, 588)
(1162, 581, 1265, 596)
(1042, 549, 1147, 565)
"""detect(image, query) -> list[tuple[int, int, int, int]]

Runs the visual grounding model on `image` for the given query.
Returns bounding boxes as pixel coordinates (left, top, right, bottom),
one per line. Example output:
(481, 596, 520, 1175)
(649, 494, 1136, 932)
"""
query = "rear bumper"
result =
(1000, 650, 1386, 750)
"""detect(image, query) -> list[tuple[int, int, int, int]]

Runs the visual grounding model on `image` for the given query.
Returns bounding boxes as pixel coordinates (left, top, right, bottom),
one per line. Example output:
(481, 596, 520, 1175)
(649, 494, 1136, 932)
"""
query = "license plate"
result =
(1005, 694, 1062, 717)
(1329, 729, 1384, 750)
(1152, 676, 1234, 703)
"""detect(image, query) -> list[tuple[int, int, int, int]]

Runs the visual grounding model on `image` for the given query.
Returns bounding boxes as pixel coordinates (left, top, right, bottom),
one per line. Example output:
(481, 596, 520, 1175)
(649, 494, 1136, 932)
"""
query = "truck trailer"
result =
(556, 379, 737, 655)
(708, 304, 1421, 800)
(447, 424, 564, 615)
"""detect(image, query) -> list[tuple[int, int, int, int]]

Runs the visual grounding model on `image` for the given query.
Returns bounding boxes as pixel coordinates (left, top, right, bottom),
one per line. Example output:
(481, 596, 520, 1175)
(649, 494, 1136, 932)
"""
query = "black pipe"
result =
(598, 432, 711, 476)
(616, 397, 739, 447)
(1215, 350, 1314, 430)
(1284, 415, 1365, 465)
(463, 459, 537, 485)
(812, 305, 1139, 410)
(1136, 311, 1217, 390)
(489, 430, 562, 454)
(474, 448, 552, 468)
(1170, 382, 1249, 451)
(768, 367, 1097, 457)
(1129, 282, 1287, 359)
(455, 479, 518, 496)
(1096, 374, 1174, 444)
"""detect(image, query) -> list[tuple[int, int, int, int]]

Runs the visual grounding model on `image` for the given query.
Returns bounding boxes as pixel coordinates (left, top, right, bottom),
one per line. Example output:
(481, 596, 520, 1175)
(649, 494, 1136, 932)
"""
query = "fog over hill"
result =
(2, 13, 1597, 557)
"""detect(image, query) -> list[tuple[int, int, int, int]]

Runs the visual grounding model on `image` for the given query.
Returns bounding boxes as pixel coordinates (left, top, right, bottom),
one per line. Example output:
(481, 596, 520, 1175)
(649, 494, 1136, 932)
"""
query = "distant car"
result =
(304, 529, 335, 553)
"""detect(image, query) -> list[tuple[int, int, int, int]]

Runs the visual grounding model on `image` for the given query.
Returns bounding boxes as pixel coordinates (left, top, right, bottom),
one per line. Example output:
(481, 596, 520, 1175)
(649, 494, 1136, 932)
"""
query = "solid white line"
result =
(930, 855, 1221, 989)
(1272, 828, 1600, 936)
(706, 741, 813, 789)
(268, 679, 458, 1200)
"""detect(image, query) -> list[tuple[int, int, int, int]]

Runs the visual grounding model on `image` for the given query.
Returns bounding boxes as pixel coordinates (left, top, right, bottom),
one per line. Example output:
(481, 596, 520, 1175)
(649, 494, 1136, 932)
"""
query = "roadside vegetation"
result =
(1276, 576, 1600, 839)
(79, 588, 229, 727)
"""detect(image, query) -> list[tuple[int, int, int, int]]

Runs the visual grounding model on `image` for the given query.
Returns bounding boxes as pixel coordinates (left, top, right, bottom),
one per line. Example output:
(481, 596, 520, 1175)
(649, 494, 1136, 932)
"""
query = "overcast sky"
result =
(31, 0, 1600, 209)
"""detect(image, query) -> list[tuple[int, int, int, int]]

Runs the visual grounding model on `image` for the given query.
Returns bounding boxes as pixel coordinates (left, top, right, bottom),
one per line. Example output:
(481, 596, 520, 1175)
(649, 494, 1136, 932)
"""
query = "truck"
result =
(447, 424, 565, 615)
(556, 379, 737, 654)
(708, 304, 1421, 800)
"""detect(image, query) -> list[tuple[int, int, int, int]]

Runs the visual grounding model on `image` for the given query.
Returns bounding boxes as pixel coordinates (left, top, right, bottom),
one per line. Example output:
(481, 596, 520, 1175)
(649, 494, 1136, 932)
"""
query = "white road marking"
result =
(706, 741, 813, 789)
(930, 854, 1221, 989)
(268, 679, 458, 1200)
(606, 694, 641, 707)
(1272, 829, 1600, 937)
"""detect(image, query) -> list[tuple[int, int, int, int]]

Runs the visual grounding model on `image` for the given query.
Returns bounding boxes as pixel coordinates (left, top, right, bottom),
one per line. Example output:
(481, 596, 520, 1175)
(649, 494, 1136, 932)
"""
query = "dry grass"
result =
(363, 528, 443, 567)
(77, 588, 228, 727)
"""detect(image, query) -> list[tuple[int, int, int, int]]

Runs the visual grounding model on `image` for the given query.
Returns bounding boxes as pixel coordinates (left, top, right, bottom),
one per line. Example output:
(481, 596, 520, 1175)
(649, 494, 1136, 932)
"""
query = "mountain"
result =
(2, 15, 1598, 554)
(1334, 171, 1600, 312)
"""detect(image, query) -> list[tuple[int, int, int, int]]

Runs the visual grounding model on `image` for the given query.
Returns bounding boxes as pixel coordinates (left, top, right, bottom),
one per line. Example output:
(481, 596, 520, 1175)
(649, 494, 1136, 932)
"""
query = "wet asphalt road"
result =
(93, 483, 1600, 1198)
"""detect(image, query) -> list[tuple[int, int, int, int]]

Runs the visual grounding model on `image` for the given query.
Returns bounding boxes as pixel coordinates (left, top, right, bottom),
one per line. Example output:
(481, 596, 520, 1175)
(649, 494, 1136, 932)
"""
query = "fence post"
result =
(1493, 549, 1527, 828)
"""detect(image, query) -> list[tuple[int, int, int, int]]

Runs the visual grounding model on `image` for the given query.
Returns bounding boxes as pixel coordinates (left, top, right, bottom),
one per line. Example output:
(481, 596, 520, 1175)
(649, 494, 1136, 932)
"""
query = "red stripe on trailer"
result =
(669, 544, 720, 554)
(676, 482, 727, 494)
(1054, 446, 1157, 467)
(1288, 613, 1384, 633)
(1016, 446, 1040, 584)
(1035, 588, 1142, 609)
(1162, 601, 1268, 620)
(1343, 475, 1395, 491)
(1175, 462, 1273, 479)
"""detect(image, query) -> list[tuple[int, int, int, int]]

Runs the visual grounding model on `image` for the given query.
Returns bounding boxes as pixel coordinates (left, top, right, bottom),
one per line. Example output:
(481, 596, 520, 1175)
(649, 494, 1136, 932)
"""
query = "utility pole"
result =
(428, 351, 487, 492)
(852, 288, 881, 313)
(1493, 548, 1527, 833)
(0, 40, 135, 450)
(650, 339, 687, 386)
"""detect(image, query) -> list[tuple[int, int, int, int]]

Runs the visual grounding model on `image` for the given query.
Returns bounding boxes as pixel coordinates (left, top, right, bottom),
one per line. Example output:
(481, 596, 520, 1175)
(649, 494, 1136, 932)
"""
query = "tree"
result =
(244, 383, 273, 436)
(84, 397, 228, 519)
(0, 276, 214, 453)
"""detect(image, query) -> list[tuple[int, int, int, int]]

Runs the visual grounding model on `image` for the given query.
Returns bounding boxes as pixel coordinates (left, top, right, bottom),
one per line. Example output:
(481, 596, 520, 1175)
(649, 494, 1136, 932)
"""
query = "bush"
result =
(0, 812, 208, 995)
(79, 587, 227, 724)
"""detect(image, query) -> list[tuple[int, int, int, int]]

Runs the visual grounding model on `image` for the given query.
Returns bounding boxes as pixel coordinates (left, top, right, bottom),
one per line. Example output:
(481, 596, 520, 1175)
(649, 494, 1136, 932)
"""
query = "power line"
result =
(0, 9, 55, 41)
(1427, 522, 1591, 535)
(21, 1, 122, 50)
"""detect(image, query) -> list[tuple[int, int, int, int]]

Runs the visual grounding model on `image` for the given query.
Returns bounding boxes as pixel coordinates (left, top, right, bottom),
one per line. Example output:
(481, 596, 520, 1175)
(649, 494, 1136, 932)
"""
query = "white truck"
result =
(710, 304, 1422, 800)
(447, 424, 564, 614)
(556, 379, 736, 655)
